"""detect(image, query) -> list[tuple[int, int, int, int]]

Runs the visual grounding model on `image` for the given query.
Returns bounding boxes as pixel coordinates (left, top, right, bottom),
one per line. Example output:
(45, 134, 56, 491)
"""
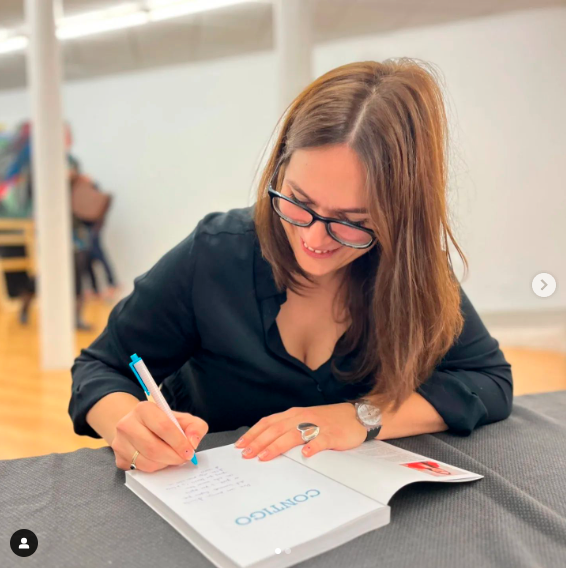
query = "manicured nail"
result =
(258, 450, 269, 460)
(303, 445, 311, 455)
(190, 435, 200, 449)
(242, 447, 253, 457)
(235, 437, 245, 448)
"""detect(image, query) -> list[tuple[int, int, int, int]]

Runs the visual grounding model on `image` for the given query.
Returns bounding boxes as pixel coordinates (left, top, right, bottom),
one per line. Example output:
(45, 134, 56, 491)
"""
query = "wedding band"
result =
(297, 422, 320, 443)
(130, 450, 140, 470)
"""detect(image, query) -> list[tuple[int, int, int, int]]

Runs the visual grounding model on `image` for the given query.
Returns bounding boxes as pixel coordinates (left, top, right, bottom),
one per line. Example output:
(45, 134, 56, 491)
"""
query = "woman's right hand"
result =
(111, 401, 209, 472)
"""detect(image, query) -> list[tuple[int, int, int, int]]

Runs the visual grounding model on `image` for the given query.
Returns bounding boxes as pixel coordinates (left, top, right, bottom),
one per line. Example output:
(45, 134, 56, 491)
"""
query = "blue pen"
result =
(129, 354, 198, 466)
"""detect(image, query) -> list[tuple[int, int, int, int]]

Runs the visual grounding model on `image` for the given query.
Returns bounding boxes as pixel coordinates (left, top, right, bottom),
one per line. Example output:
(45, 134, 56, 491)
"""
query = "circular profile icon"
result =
(10, 529, 38, 557)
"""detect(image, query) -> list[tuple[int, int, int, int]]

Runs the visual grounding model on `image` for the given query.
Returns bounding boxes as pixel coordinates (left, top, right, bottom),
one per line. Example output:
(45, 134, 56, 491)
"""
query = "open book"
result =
(125, 440, 482, 568)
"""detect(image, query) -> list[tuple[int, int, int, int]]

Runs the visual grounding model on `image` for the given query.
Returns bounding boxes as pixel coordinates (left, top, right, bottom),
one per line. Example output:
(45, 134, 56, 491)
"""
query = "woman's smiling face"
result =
(279, 144, 376, 281)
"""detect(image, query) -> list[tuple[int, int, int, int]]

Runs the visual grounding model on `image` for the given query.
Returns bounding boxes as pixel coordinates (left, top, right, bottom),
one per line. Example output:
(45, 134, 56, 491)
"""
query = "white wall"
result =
(0, 6, 564, 313)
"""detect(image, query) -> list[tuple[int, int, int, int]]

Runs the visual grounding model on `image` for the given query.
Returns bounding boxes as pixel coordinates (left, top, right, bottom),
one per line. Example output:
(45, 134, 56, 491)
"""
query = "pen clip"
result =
(129, 353, 150, 397)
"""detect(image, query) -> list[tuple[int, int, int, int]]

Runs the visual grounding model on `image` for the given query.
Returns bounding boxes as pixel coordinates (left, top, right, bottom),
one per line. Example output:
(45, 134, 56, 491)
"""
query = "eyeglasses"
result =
(267, 167, 377, 250)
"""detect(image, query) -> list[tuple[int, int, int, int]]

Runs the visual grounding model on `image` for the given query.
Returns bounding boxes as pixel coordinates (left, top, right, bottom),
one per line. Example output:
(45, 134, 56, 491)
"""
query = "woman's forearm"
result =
(86, 392, 140, 445)
(367, 392, 448, 439)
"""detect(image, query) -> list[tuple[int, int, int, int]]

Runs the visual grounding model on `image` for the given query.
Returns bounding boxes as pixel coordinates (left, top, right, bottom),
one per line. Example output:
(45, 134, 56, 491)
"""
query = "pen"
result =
(129, 353, 198, 466)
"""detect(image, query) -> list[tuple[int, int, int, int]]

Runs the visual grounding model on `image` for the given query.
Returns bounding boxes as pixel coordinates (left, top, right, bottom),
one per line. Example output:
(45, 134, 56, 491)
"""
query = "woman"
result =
(70, 59, 512, 473)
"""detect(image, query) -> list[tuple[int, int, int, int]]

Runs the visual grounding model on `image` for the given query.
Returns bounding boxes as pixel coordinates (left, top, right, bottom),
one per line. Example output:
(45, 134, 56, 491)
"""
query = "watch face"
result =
(358, 402, 382, 427)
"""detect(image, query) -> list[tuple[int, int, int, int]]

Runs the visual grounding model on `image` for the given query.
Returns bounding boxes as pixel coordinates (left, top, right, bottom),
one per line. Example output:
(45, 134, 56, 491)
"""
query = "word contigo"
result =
(234, 489, 321, 525)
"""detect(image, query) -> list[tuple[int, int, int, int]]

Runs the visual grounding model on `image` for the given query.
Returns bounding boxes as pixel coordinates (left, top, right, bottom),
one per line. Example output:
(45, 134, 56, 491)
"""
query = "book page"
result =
(346, 441, 482, 481)
(127, 444, 386, 568)
(284, 441, 482, 504)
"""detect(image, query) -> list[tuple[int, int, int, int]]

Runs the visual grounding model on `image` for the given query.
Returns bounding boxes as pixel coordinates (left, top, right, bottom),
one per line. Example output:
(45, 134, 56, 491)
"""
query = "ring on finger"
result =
(297, 422, 320, 443)
(129, 450, 140, 470)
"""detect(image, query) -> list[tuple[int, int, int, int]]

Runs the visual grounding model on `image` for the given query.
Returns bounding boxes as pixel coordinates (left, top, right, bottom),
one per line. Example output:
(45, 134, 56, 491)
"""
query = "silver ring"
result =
(129, 450, 140, 470)
(297, 422, 320, 443)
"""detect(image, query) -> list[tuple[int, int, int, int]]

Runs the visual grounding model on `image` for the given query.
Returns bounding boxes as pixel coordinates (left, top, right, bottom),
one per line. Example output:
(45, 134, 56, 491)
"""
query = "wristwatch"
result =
(352, 398, 382, 442)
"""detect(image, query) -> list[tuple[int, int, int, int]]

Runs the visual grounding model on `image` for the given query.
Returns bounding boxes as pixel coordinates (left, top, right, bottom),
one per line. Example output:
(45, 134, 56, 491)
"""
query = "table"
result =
(2, 392, 566, 568)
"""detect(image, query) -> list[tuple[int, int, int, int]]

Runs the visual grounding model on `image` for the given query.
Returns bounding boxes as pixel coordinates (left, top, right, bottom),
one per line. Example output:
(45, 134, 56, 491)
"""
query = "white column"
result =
(274, 0, 313, 113)
(25, 0, 75, 369)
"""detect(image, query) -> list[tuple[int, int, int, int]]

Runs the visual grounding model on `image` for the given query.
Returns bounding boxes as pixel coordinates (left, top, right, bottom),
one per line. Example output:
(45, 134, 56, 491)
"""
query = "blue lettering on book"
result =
(235, 489, 320, 526)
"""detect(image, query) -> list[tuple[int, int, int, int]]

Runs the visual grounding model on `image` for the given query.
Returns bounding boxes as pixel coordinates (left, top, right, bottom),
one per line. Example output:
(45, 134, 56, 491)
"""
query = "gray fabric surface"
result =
(1, 392, 566, 568)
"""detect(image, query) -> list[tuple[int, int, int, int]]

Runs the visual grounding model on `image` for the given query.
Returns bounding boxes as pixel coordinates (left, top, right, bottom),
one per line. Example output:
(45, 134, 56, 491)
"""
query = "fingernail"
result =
(190, 435, 200, 449)
(185, 449, 197, 464)
(242, 447, 253, 457)
(303, 445, 311, 455)
(258, 450, 269, 460)
(235, 437, 245, 448)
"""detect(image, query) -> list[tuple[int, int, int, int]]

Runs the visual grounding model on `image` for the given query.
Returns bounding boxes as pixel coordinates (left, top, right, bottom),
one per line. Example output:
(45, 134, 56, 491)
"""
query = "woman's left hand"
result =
(234, 403, 367, 461)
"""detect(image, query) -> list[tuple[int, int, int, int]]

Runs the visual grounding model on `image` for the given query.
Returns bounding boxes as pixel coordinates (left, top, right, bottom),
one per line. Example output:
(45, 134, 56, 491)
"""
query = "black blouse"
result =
(69, 206, 513, 438)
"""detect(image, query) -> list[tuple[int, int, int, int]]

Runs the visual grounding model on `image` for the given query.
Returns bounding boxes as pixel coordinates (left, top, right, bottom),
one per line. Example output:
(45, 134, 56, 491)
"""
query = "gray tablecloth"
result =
(2, 392, 566, 568)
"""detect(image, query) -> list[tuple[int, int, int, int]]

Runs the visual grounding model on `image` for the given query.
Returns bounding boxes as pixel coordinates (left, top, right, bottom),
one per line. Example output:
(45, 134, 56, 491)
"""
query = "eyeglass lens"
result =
(273, 196, 372, 247)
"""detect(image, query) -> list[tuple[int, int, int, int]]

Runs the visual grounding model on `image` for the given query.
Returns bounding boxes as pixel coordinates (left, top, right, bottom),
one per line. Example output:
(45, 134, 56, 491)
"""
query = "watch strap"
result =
(365, 424, 381, 442)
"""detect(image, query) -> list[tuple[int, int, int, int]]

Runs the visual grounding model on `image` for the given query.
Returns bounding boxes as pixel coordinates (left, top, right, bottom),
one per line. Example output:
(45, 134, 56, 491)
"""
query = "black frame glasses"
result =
(267, 166, 377, 250)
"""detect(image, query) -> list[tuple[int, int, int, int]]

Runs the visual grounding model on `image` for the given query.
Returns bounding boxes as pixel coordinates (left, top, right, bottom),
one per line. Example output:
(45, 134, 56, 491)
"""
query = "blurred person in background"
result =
(70, 59, 513, 474)
(17, 154, 95, 330)
(68, 156, 96, 331)
(82, 183, 119, 302)
(66, 155, 116, 305)
(0, 122, 109, 329)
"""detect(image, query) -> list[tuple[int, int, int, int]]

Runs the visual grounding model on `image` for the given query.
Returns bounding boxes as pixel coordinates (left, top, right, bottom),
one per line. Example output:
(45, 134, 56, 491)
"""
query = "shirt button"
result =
(316, 385, 323, 392)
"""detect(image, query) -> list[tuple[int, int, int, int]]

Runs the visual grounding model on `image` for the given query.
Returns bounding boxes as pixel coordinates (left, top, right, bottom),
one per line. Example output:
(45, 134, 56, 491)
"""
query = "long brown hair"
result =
(253, 58, 467, 411)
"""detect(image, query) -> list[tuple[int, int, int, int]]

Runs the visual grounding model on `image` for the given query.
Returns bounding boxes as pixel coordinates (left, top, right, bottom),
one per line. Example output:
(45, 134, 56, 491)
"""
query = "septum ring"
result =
(297, 422, 320, 443)
(129, 450, 140, 470)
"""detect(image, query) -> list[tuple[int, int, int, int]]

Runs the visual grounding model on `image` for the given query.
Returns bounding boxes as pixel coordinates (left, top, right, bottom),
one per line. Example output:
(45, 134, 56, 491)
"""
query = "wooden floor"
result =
(1, 300, 565, 460)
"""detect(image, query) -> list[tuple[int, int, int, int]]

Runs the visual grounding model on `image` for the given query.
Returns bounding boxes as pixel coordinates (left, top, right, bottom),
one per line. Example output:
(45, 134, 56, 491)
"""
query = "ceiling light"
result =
(149, 0, 267, 22)
(0, 0, 271, 55)
(0, 35, 28, 55)
(57, 11, 149, 40)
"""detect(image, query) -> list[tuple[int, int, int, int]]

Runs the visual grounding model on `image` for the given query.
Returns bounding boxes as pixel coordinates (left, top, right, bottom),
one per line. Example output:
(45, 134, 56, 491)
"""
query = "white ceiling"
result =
(0, 0, 563, 90)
